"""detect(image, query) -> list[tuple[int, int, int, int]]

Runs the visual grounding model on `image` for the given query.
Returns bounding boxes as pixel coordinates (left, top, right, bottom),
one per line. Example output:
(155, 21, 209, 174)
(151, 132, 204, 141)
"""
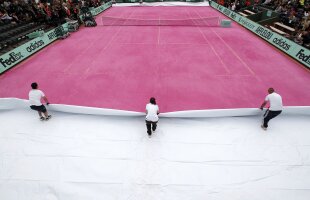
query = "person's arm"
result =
(42, 96, 50, 105)
(260, 95, 270, 110)
(157, 107, 160, 115)
(260, 101, 267, 110)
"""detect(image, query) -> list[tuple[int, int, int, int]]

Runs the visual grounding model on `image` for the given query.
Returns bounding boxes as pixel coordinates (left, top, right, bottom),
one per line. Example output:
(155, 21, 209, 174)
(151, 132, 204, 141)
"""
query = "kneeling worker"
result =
(29, 82, 51, 121)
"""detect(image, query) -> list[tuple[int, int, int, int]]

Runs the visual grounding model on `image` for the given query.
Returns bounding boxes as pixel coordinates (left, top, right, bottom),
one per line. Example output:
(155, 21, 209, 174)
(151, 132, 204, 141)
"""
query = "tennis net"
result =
(100, 16, 220, 27)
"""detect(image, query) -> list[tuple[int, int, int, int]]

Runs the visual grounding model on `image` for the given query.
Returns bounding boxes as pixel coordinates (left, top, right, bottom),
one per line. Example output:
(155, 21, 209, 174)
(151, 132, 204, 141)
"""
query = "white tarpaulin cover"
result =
(0, 98, 310, 200)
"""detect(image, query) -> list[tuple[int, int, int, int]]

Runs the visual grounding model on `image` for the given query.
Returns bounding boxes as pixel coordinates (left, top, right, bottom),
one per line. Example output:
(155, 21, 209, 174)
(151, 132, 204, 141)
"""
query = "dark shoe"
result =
(261, 125, 267, 130)
(45, 115, 52, 121)
(40, 116, 45, 121)
(147, 130, 151, 135)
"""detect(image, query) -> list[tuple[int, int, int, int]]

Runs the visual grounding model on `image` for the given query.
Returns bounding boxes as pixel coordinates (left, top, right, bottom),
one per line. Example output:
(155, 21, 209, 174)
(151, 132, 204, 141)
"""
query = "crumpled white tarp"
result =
(0, 105, 310, 200)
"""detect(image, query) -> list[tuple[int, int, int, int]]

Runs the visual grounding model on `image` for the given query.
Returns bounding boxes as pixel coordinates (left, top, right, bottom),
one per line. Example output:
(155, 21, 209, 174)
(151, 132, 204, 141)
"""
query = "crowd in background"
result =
(1, 0, 310, 46)
(218, 0, 310, 47)
(0, 0, 102, 26)
(218, 0, 259, 10)
(264, 0, 310, 45)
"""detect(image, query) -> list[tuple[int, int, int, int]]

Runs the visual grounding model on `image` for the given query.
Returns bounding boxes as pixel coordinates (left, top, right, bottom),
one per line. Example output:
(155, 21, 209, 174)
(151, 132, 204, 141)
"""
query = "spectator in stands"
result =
(0, 0, 104, 28)
(245, 0, 251, 7)
(235, 0, 241, 10)
(231, 2, 236, 11)
(43, 3, 52, 22)
(63, 3, 71, 18)
(224, 0, 230, 8)
(3, 0, 11, 9)
(302, 29, 310, 45)
(304, 10, 309, 18)
(301, 16, 310, 30)
(288, 12, 298, 26)
(1, 10, 14, 24)
(293, 29, 304, 44)
(219, 0, 310, 49)
(70, 4, 79, 20)
(51, 3, 66, 26)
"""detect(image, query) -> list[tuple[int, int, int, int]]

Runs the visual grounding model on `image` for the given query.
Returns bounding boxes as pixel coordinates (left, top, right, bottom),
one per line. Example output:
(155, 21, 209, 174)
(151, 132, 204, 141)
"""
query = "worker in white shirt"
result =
(260, 88, 283, 130)
(29, 82, 51, 121)
(145, 97, 159, 137)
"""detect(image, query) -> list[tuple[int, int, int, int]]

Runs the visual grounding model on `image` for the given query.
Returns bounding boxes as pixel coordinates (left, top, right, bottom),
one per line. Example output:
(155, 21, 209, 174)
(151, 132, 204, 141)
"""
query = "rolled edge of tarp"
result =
(0, 98, 309, 118)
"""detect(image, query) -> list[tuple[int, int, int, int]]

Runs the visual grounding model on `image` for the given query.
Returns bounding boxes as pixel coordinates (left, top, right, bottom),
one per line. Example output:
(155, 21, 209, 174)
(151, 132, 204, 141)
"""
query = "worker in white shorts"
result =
(260, 88, 283, 130)
(29, 82, 51, 121)
(145, 97, 159, 137)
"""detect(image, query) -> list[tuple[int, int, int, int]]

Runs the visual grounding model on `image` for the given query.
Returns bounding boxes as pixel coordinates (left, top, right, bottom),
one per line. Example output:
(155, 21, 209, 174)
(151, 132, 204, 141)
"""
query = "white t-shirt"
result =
(146, 103, 159, 122)
(265, 92, 283, 111)
(29, 89, 45, 106)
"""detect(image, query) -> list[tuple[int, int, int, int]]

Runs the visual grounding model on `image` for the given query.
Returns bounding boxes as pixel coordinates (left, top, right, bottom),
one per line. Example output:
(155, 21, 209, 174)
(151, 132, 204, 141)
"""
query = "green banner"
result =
(0, 23, 68, 74)
(210, 1, 310, 68)
(0, 2, 113, 74)
(91, 1, 112, 16)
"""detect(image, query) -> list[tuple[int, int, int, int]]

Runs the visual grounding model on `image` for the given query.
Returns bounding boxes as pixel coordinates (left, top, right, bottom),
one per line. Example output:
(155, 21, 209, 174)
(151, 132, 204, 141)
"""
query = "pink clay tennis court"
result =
(0, 6, 309, 112)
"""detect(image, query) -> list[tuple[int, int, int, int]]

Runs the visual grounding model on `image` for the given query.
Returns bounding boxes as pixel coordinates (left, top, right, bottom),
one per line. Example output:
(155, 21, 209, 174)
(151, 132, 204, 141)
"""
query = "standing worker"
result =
(29, 82, 52, 121)
(145, 97, 159, 138)
(260, 88, 283, 130)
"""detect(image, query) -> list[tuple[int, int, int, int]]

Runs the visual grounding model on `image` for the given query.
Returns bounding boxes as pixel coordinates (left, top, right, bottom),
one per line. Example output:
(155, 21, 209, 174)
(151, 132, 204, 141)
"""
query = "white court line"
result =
(193, 9, 258, 78)
(158, 16, 161, 45)
(184, 7, 230, 75)
(84, 9, 137, 74)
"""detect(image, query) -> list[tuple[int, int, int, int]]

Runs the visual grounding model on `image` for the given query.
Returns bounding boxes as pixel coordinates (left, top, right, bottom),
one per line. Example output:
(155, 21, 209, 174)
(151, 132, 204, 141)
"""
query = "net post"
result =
(220, 19, 232, 28)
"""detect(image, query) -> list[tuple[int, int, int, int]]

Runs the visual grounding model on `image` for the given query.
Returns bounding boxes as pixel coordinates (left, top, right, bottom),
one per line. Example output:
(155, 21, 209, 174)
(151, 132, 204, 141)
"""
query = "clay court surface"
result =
(0, 6, 309, 112)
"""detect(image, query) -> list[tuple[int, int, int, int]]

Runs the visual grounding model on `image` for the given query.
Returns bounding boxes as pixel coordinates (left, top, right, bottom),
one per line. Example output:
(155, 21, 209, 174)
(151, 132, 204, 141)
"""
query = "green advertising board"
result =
(0, 23, 68, 74)
(91, 1, 112, 16)
(0, 2, 113, 74)
(210, 1, 310, 68)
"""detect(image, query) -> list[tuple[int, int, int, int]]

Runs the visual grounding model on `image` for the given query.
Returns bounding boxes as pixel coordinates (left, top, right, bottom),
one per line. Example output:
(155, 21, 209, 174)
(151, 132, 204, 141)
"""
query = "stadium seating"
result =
(0, 22, 47, 55)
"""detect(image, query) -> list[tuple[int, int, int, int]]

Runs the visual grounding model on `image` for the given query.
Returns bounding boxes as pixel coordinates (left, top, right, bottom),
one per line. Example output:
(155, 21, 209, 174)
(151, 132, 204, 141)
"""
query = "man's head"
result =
(268, 87, 274, 94)
(150, 97, 156, 105)
(31, 82, 38, 89)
